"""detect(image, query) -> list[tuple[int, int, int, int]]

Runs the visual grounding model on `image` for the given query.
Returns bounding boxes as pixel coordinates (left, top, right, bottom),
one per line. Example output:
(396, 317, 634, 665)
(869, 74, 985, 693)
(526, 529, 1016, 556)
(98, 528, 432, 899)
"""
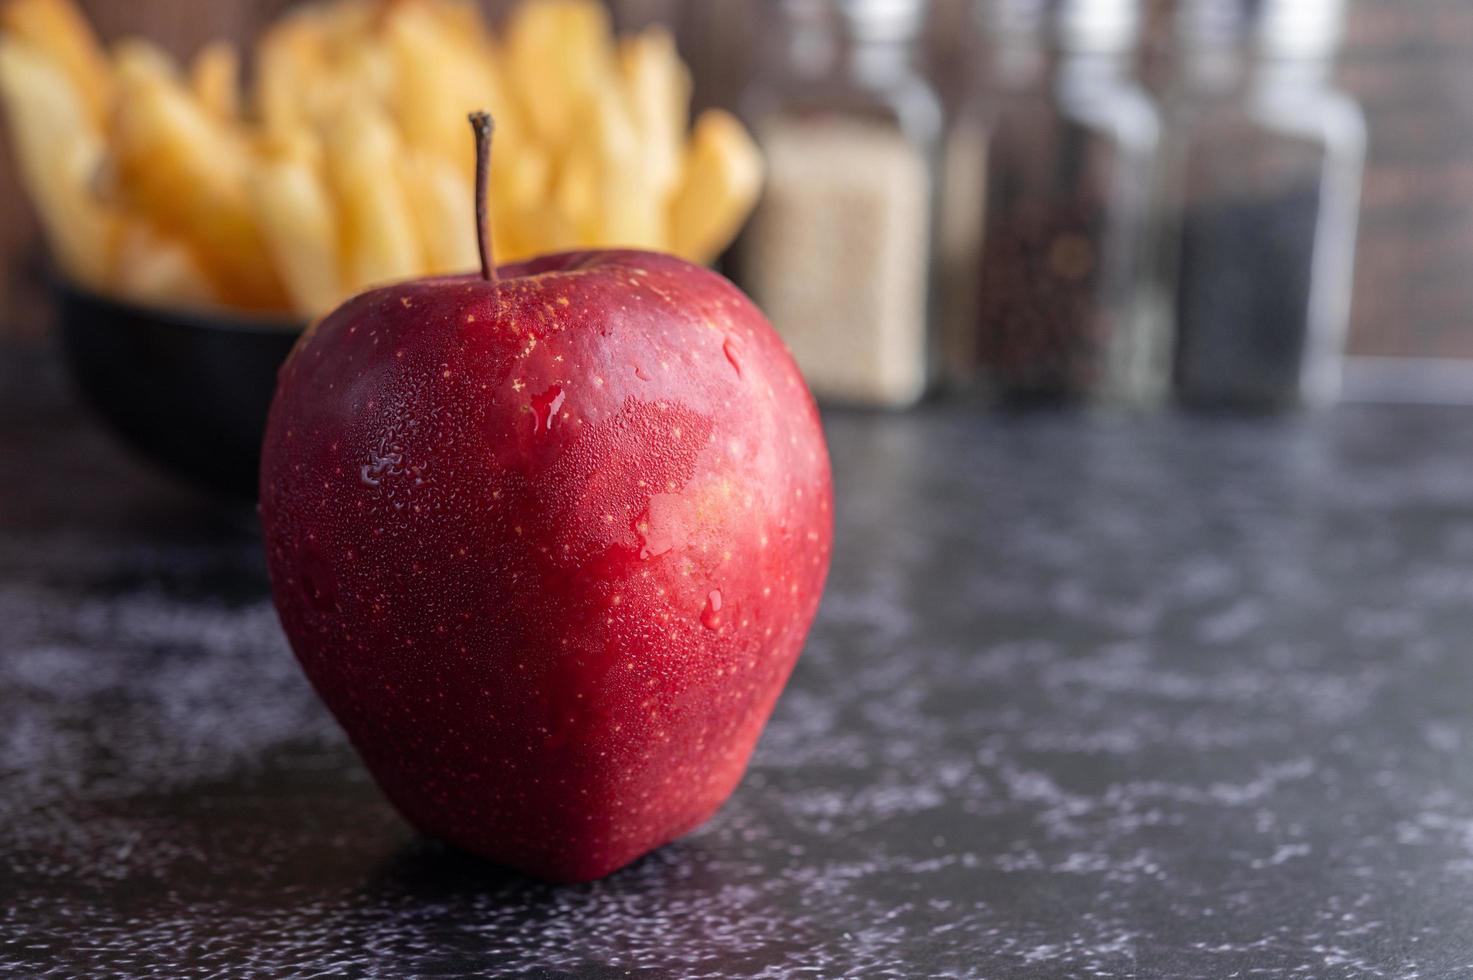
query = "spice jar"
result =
(1165, 0, 1365, 411)
(955, 0, 1161, 404)
(739, 0, 941, 408)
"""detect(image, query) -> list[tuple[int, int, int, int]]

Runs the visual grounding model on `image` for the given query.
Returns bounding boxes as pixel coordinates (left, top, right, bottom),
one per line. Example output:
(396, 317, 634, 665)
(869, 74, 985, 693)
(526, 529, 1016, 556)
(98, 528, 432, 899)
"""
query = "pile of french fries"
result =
(0, 0, 764, 317)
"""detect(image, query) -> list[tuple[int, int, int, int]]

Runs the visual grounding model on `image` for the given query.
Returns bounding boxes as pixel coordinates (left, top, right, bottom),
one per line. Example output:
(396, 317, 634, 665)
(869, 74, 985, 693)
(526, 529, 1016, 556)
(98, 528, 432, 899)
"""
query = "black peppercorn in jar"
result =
(952, 0, 1162, 405)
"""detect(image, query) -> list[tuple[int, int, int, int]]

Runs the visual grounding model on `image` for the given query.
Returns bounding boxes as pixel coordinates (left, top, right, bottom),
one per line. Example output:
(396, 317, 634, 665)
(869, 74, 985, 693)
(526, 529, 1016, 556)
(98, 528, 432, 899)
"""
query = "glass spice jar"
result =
(955, 0, 1161, 404)
(1165, 0, 1365, 411)
(738, 0, 942, 409)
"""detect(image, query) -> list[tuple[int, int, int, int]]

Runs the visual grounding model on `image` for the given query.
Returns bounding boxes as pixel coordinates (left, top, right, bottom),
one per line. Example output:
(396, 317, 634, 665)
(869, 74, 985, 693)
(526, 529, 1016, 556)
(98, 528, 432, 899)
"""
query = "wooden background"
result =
(1, 0, 1468, 362)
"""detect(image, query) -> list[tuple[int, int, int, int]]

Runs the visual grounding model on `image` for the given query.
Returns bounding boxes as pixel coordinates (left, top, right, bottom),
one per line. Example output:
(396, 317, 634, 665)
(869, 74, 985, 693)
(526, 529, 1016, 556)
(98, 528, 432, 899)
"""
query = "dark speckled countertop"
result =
(5, 343, 1473, 979)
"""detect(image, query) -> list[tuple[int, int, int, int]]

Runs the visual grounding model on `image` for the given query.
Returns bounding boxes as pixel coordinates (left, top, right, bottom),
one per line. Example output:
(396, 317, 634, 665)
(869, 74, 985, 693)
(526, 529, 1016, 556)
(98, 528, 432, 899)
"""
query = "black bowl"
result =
(57, 284, 306, 498)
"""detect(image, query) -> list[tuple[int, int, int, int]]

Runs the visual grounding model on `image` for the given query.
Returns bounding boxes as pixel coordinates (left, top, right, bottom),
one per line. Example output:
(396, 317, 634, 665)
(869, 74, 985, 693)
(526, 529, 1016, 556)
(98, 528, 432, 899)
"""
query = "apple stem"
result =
(469, 111, 498, 285)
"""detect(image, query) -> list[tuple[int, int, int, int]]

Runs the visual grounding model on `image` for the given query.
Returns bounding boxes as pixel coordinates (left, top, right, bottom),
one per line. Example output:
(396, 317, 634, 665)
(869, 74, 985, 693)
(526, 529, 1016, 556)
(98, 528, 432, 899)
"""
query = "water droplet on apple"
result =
(701, 589, 723, 630)
(631, 508, 665, 560)
(360, 444, 403, 487)
(632, 508, 653, 560)
(631, 498, 681, 560)
(530, 385, 566, 432)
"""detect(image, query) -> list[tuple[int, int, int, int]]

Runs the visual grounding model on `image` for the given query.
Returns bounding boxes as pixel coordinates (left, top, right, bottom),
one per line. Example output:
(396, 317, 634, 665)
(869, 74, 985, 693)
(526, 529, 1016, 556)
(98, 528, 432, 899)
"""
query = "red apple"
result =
(258, 114, 832, 881)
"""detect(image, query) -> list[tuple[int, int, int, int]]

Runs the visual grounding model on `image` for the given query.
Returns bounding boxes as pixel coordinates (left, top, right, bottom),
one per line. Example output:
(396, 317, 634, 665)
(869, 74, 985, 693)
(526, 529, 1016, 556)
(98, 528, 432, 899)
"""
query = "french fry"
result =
(500, 200, 577, 263)
(457, 34, 549, 209)
(618, 26, 689, 200)
(383, 1, 506, 176)
(504, 0, 614, 150)
(405, 149, 479, 275)
(370, 3, 555, 272)
(576, 85, 666, 249)
(0, 38, 117, 288)
(550, 73, 665, 250)
(333, 32, 394, 115)
(111, 59, 286, 308)
(189, 40, 240, 120)
(254, 14, 325, 137)
(250, 133, 344, 314)
(383, 1, 549, 214)
(425, 0, 492, 46)
(114, 220, 221, 307)
(0, 0, 110, 124)
(111, 36, 180, 84)
(669, 109, 765, 265)
(312, 0, 395, 119)
(311, 0, 379, 47)
(257, 123, 323, 174)
(498, 141, 551, 216)
(257, 1, 400, 141)
(553, 149, 598, 245)
(324, 102, 424, 292)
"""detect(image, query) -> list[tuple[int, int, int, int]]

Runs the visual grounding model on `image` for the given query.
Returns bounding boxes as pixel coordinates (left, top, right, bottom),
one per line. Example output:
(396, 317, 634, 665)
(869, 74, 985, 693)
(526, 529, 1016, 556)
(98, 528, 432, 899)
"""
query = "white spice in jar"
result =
(743, 118, 932, 408)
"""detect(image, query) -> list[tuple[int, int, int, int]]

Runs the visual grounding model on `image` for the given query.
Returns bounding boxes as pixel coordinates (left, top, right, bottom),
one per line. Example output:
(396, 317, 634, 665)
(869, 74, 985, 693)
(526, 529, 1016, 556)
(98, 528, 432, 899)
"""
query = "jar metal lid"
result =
(983, 0, 1141, 53)
(838, 0, 929, 38)
(777, 0, 930, 40)
(1180, 0, 1346, 58)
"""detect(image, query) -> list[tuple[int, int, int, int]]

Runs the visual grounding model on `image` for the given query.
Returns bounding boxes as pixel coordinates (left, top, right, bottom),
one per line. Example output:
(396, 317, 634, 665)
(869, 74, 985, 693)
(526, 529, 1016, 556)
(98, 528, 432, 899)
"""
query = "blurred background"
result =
(1, 0, 1470, 421)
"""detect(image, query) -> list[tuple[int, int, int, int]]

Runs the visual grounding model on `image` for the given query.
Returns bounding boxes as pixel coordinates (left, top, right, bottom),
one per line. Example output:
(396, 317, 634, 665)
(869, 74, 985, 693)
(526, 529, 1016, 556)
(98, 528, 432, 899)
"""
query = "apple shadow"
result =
(337, 831, 795, 978)
(363, 836, 550, 901)
(329, 838, 564, 974)
(359, 833, 709, 905)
